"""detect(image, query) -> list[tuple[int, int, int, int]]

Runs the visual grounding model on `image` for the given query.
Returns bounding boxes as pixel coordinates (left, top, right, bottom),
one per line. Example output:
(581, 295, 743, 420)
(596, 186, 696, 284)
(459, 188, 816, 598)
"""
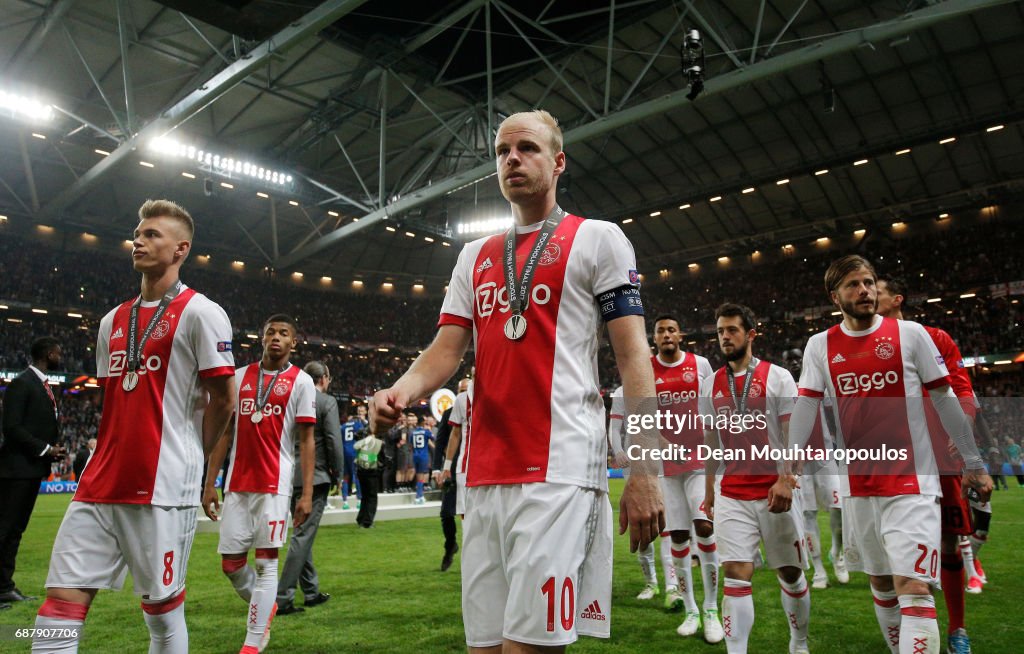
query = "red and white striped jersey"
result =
(439, 215, 640, 491)
(653, 352, 713, 475)
(798, 315, 950, 497)
(76, 286, 235, 506)
(702, 360, 796, 500)
(224, 363, 317, 496)
(448, 388, 473, 474)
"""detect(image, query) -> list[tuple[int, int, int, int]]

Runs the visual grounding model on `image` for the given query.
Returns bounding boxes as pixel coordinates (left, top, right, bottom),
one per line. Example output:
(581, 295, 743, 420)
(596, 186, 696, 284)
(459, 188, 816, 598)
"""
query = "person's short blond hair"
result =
(499, 110, 563, 154)
(138, 199, 194, 240)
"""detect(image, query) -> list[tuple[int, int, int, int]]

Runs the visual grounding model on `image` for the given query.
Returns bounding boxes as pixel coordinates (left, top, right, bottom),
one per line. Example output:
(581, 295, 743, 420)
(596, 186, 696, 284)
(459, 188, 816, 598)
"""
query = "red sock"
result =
(940, 552, 965, 633)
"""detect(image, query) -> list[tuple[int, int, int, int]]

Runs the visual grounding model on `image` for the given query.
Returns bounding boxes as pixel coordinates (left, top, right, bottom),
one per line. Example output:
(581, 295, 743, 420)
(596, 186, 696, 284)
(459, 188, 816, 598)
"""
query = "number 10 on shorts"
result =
(541, 577, 574, 632)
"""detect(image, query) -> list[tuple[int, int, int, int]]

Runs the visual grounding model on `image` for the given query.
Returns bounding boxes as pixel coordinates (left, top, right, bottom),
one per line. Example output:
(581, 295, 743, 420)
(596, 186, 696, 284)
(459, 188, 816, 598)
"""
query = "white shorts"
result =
(462, 483, 612, 648)
(217, 492, 292, 554)
(661, 473, 710, 531)
(716, 495, 806, 569)
(455, 472, 467, 515)
(46, 501, 196, 601)
(799, 467, 842, 512)
(842, 494, 940, 584)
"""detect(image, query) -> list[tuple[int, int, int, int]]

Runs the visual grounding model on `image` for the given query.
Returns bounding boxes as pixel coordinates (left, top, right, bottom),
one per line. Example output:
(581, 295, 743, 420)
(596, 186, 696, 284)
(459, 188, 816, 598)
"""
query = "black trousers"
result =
(0, 478, 42, 593)
(356, 468, 380, 527)
(440, 485, 457, 551)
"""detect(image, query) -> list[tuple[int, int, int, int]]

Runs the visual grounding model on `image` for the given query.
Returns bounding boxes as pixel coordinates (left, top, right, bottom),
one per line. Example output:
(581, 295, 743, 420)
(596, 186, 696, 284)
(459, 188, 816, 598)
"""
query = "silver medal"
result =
(504, 314, 528, 340)
(251, 410, 264, 424)
(122, 371, 139, 392)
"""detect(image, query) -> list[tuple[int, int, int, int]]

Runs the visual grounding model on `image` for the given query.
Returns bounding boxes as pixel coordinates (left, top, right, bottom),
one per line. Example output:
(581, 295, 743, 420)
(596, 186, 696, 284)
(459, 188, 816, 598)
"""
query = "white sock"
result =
(958, 538, 976, 581)
(141, 592, 188, 654)
(32, 598, 87, 654)
(660, 534, 677, 589)
(696, 535, 720, 610)
(637, 542, 658, 585)
(872, 587, 901, 654)
(803, 510, 827, 578)
(722, 578, 754, 654)
(779, 575, 810, 649)
(223, 558, 256, 603)
(671, 540, 698, 612)
(829, 509, 844, 557)
(245, 555, 279, 648)
(968, 532, 987, 558)
(898, 594, 939, 654)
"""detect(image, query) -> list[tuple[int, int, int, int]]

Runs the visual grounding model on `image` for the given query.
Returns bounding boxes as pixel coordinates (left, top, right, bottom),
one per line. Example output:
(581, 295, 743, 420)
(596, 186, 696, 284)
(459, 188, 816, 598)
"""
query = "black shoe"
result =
(0, 602, 11, 611)
(0, 589, 36, 602)
(304, 592, 330, 607)
(277, 603, 305, 616)
(441, 543, 459, 572)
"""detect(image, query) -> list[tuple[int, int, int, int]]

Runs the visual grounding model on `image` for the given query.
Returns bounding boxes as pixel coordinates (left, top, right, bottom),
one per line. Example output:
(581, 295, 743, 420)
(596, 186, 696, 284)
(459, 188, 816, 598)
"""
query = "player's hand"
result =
(294, 496, 313, 527)
(431, 470, 443, 486)
(613, 451, 630, 469)
(202, 486, 220, 521)
(370, 387, 407, 434)
(962, 469, 993, 503)
(767, 478, 794, 513)
(440, 469, 452, 484)
(702, 493, 715, 521)
(618, 473, 665, 553)
(49, 445, 67, 459)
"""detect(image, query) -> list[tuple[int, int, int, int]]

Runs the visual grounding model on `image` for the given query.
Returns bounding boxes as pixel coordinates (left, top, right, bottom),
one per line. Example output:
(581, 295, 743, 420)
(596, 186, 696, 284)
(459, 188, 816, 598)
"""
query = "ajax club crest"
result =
(874, 336, 895, 360)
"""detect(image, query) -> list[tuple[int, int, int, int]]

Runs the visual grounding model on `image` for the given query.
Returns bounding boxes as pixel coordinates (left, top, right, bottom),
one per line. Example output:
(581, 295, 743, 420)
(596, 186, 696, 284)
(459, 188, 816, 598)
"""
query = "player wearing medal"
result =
(647, 315, 722, 641)
(371, 109, 664, 652)
(203, 314, 317, 654)
(788, 256, 992, 654)
(701, 303, 810, 654)
(34, 200, 236, 654)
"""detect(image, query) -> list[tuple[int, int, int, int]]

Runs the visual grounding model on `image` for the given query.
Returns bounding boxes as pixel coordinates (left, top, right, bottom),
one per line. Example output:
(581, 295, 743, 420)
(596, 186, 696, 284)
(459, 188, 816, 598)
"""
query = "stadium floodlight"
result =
(456, 216, 514, 236)
(0, 90, 54, 122)
(147, 136, 293, 187)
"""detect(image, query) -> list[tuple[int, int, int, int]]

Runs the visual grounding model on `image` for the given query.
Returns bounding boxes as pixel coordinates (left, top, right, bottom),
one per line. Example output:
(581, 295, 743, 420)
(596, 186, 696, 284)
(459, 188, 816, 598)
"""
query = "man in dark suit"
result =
(72, 438, 97, 481)
(0, 336, 65, 607)
(277, 361, 343, 615)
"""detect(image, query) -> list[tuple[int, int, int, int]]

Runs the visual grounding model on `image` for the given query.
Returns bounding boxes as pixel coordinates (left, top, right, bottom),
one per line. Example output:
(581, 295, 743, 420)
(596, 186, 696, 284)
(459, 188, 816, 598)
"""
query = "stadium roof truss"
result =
(0, 0, 1021, 286)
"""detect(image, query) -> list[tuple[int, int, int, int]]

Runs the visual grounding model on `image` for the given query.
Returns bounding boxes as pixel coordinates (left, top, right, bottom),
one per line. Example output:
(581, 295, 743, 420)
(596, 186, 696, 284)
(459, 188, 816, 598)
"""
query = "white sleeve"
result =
(797, 334, 828, 394)
(293, 372, 318, 423)
(698, 373, 715, 422)
(609, 386, 625, 419)
(904, 321, 950, 387)
(96, 310, 114, 378)
(697, 356, 714, 382)
(590, 222, 640, 296)
(769, 364, 798, 419)
(449, 392, 467, 426)
(190, 298, 234, 376)
(439, 243, 476, 323)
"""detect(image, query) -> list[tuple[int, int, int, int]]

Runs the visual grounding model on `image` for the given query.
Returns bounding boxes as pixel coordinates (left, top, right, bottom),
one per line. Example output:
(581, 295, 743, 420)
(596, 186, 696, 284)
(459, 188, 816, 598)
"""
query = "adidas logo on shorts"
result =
(831, 353, 846, 363)
(580, 600, 606, 621)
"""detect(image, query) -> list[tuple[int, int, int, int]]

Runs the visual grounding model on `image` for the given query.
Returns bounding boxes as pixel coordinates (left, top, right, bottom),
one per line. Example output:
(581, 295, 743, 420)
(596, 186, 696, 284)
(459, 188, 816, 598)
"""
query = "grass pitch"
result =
(3, 482, 1021, 652)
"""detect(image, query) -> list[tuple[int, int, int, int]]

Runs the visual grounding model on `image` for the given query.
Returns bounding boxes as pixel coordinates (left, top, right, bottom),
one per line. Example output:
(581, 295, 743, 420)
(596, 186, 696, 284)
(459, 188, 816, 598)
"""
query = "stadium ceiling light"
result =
(149, 136, 294, 187)
(381, 282, 393, 289)
(776, 178, 790, 185)
(385, 226, 396, 232)
(894, 148, 911, 155)
(622, 218, 633, 224)
(688, 263, 698, 269)
(814, 169, 828, 176)
(32, 308, 48, 314)
(986, 124, 1004, 132)
(994, 359, 1012, 365)
(938, 213, 949, 219)
(0, 215, 7, 222)
(413, 284, 424, 291)
(181, 172, 195, 179)
(457, 217, 513, 235)
(959, 292, 975, 299)
(288, 200, 299, 206)
(831, 311, 842, 316)
(95, 148, 110, 156)
(31, 132, 45, 139)
(854, 228, 866, 236)
(679, 203, 691, 210)
(709, 196, 722, 202)
(649, 210, 662, 217)
(67, 312, 82, 318)
(139, 161, 154, 168)
(327, 210, 339, 217)
(0, 90, 54, 121)
(742, 187, 755, 194)
(892, 221, 905, 229)
(927, 297, 941, 303)
(220, 182, 233, 189)
(232, 260, 244, 268)
(405, 231, 416, 238)
(853, 159, 868, 166)
(352, 280, 363, 288)
(292, 272, 303, 279)
(424, 236, 434, 243)
(321, 276, 332, 283)
(816, 237, 830, 244)
(718, 256, 729, 263)
(939, 137, 956, 144)
(256, 192, 268, 198)
(441, 242, 450, 247)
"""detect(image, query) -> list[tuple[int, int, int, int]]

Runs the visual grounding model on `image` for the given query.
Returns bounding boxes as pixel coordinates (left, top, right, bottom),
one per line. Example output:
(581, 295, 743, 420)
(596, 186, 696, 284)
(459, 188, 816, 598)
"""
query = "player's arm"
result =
(767, 418, 798, 513)
(202, 414, 234, 521)
(294, 423, 315, 527)
(200, 373, 235, 457)
(370, 325, 471, 434)
(608, 314, 665, 552)
(440, 425, 461, 483)
(928, 384, 992, 500)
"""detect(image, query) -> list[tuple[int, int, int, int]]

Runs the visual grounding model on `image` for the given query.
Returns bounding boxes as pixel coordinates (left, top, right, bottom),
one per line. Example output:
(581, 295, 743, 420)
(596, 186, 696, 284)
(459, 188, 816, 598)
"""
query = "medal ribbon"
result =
(126, 280, 183, 374)
(254, 364, 286, 416)
(502, 205, 565, 320)
(725, 357, 759, 415)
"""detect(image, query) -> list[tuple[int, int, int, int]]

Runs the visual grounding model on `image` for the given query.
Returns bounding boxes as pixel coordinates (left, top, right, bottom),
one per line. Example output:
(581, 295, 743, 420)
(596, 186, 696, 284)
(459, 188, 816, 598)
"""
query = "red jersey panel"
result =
(923, 325, 975, 474)
(226, 363, 317, 495)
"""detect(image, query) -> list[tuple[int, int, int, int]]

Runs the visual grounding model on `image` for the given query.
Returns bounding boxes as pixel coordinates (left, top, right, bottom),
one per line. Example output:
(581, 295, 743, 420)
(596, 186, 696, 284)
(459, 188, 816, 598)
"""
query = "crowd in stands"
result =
(1, 214, 1021, 468)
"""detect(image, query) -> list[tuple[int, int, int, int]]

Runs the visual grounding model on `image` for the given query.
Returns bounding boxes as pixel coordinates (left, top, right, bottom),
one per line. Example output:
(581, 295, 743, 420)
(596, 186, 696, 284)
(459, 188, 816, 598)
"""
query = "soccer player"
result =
(875, 277, 990, 654)
(783, 349, 848, 589)
(371, 109, 664, 653)
(340, 405, 368, 510)
(789, 255, 992, 654)
(34, 200, 236, 654)
(647, 314, 722, 641)
(407, 412, 435, 504)
(202, 314, 317, 654)
(701, 303, 810, 654)
(440, 374, 473, 520)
